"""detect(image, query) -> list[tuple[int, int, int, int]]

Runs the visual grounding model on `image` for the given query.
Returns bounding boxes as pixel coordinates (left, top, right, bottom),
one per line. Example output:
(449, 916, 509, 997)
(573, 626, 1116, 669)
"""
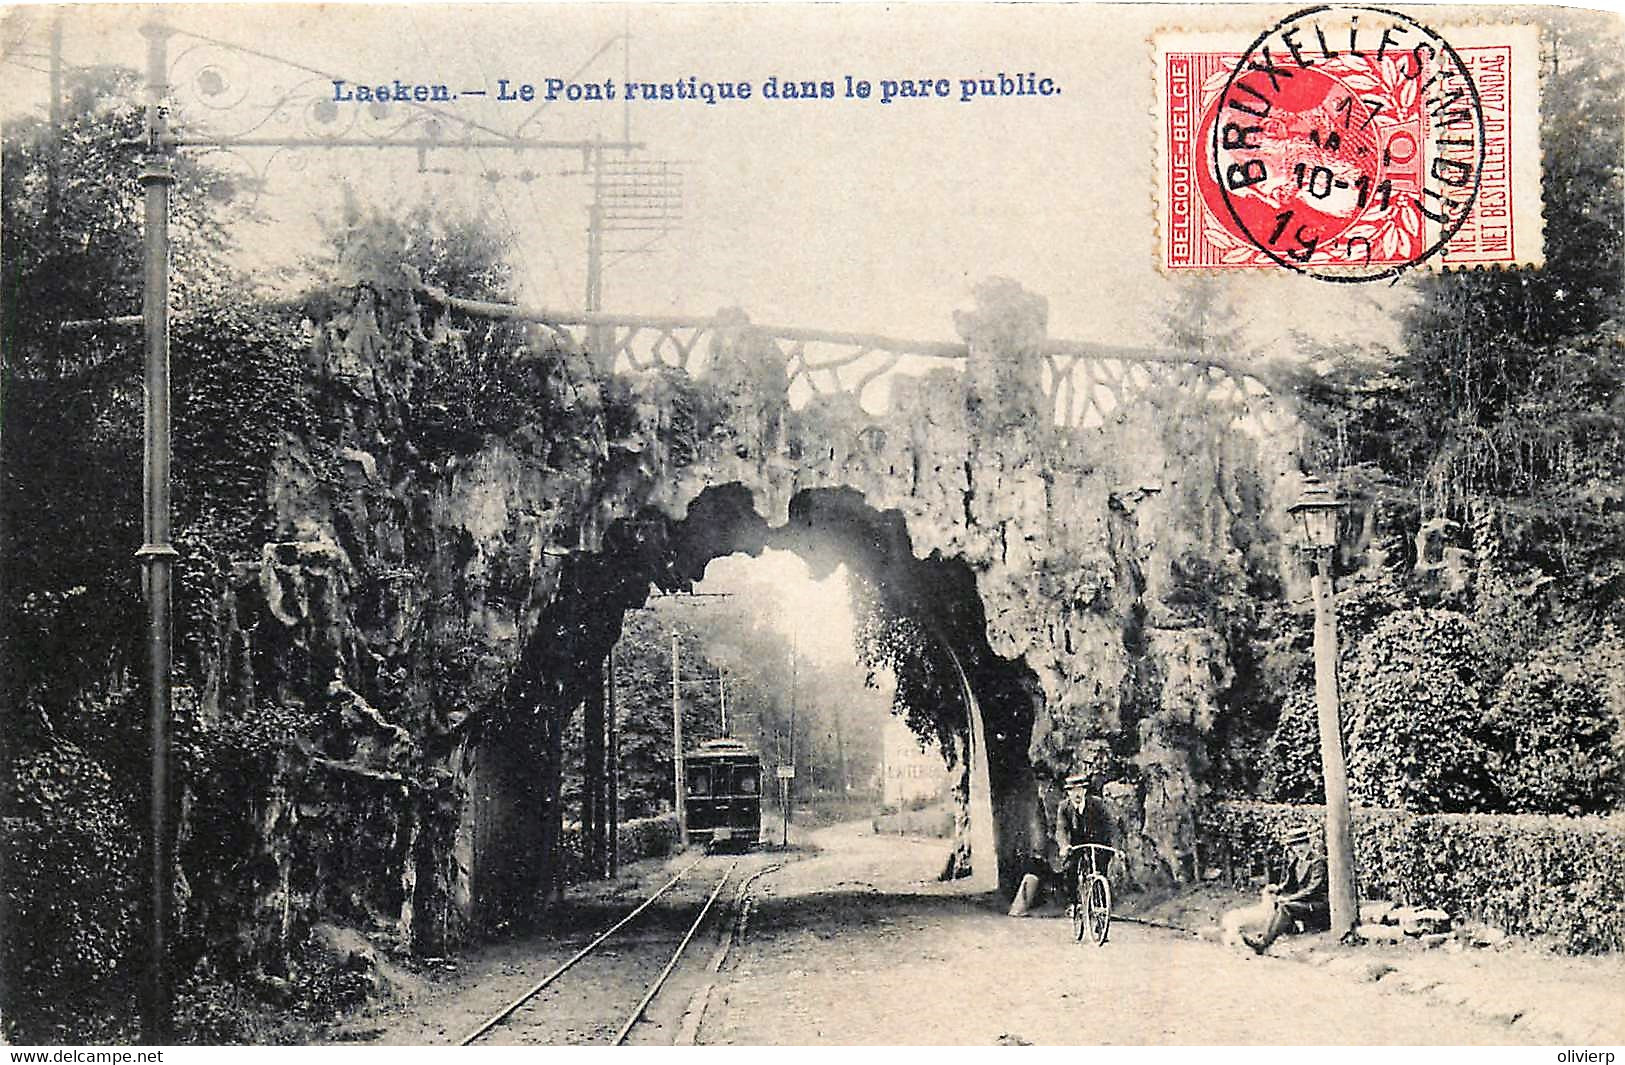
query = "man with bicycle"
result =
(1055, 772, 1112, 907)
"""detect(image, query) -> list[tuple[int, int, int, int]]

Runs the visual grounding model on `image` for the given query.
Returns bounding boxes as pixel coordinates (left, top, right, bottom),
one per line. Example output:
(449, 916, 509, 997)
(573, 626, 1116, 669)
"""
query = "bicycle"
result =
(1064, 843, 1120, 946)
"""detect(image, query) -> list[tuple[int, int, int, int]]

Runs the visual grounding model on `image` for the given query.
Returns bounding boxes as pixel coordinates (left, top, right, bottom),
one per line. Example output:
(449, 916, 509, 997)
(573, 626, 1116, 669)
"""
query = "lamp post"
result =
(1287, 475, 1358, 941)
(137, 18, 178, 1042)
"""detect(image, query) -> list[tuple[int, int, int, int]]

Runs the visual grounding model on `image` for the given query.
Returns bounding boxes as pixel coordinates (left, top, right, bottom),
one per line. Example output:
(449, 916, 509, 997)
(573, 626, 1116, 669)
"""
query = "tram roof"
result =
(687, 738, 756, 759)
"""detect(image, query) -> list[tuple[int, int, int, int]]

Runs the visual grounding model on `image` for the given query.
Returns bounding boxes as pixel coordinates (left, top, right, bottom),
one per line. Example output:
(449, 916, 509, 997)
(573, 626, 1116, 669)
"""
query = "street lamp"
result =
(1287, 474, 1358, 941)
(1288, 475, 1342, 552)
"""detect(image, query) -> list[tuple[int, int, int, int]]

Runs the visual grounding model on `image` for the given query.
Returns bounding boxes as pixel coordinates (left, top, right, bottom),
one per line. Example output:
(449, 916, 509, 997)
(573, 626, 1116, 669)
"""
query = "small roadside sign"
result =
(777, 765, 796, 779)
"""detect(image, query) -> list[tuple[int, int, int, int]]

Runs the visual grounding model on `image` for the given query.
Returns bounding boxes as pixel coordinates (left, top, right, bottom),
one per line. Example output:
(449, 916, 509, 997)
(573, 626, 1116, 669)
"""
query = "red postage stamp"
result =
(1155, 11, 1542, 277)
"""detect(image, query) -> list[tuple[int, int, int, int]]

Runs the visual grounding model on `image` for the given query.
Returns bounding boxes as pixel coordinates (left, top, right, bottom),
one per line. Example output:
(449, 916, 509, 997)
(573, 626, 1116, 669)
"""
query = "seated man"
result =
(1054, 772, 1111, 906)
(1243, 823, 1330, 954)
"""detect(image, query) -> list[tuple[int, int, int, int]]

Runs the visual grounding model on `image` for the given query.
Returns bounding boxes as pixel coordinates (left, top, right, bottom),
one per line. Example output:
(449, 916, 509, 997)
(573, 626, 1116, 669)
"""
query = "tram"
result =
(683, 738, 763, 849)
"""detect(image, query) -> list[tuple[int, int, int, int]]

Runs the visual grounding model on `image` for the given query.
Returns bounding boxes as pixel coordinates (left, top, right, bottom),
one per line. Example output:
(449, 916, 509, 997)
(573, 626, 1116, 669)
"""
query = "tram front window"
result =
(736, 769, 760, 796)
(687, 766, 713, 796)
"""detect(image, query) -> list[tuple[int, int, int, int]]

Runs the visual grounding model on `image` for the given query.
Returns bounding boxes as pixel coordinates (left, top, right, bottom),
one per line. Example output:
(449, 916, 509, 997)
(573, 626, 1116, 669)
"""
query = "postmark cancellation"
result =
(1155, 11, 1542, 277)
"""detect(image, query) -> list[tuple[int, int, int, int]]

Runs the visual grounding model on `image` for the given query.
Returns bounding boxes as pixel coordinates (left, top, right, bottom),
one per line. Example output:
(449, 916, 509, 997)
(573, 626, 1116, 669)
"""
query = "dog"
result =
(1219, 886, 1280, 949)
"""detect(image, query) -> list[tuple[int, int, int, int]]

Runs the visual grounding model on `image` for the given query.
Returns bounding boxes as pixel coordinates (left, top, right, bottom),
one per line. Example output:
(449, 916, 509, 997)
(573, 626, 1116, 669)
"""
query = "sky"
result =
(693, 549, 858, 670)
(0, 2, 1428, 359)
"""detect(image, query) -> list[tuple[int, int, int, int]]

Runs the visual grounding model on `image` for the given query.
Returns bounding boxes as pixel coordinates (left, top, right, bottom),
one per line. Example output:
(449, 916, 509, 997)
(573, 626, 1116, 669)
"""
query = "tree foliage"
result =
(1300, 15, 1625, 609)
(1485, 642, 1623, 814)
(598, 603, 725, 819)
(583, 570, 892, 822)
(1260, 688, 1324, 804)
(849, 569, 965, 760)
(1, 67, 251, 358)
(1, 66, 312, 1033)
(0, 743, 139, 1016)
(689, 564, 888, 796)
(1, 61, 537, 1034)
(305, 189, 516, 304)
(2, 63, 267, 712)
(1251, 16, 1625, 817)
(1345, 609, 1496, 813)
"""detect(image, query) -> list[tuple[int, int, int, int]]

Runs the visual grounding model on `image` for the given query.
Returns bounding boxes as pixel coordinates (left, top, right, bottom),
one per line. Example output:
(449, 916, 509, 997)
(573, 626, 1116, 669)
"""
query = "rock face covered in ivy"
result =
(189, 268, 1301, 974)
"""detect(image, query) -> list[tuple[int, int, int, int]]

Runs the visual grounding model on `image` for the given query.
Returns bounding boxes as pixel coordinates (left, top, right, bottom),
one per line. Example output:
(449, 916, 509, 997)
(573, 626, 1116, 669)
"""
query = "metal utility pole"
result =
(671, 630, 687, 846)
(877, 725, 888, 809)
(778, 724, 788, 847)
(718, 669, 728, 738)
(583, 667, 605, 877)
(834, 701, 848, 800)
(784, 634, 797, 845)
(136, 17, 178, 1044)
(606, 651, 619, 877)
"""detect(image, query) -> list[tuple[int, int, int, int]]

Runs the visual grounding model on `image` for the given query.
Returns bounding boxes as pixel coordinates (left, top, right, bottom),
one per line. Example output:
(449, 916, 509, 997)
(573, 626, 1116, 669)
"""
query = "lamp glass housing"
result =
(1289, 476, 1343, 552)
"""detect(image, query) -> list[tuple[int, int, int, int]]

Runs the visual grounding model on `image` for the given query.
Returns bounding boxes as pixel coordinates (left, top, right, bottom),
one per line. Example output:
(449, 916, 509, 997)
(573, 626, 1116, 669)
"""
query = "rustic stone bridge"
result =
(195, 265, 1309, 971)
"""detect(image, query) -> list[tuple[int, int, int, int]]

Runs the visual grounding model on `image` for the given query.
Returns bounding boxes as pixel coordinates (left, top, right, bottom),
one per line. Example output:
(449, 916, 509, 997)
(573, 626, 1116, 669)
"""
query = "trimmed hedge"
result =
(556, 813, 682, 886)
(1201, 800, 1625, 953)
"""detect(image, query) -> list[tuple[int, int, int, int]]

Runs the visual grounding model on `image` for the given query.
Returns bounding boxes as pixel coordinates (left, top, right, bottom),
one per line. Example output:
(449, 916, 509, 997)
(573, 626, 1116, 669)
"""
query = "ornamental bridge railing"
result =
(406, 277, 1285, 431)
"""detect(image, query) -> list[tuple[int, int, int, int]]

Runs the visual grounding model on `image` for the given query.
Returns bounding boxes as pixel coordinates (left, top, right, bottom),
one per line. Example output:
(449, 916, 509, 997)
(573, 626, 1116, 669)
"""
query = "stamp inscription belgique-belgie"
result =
(1156, 7, 1542, 278)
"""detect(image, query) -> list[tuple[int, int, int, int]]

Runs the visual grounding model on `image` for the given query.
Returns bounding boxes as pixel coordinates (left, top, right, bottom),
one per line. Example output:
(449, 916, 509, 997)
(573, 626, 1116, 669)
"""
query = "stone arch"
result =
(460, 481, 1049, 925)
(201, 272, 1303, 966)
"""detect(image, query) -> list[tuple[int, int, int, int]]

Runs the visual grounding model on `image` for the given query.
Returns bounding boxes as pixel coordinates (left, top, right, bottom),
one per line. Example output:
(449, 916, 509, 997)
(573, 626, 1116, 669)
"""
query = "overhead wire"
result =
(32, 13, 658, 322)
(504, 21, 673, 309)
(513, 33, 623, 140)
(402, 6, 568, 306)
(505, 33, 636, 307)
(170, 24, 521, 143)
(396, 10, 612, 423)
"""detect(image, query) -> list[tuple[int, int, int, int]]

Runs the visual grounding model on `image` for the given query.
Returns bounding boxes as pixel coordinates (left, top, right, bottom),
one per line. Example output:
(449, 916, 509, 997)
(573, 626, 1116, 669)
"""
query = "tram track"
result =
(455, 851, 746, 1047)
(673, 860, 785, 1044)
(610, 858, 736, 1044)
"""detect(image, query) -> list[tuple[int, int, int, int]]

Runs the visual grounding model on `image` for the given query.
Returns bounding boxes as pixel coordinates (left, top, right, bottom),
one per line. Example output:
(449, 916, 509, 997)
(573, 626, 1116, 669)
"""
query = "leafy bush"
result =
(1262, 609, 1624, 815)
(171, 963, 332, 1044)
(173, 970, 283, 1045)
(181, 703, 315, 854)
(1486, 646, 1622, 814)
(617, 813, 682, 864)
(171, 302, 315, 535)
(1345, 609, 1495, 812)
(408, 324, 553, 454)
(290, 967, 374, 1020)
(556, 813, 681, 885)
(1, 743, 140, 1006)
(1260, 688, 1325, 803)
(1201, 800, 1625, 953)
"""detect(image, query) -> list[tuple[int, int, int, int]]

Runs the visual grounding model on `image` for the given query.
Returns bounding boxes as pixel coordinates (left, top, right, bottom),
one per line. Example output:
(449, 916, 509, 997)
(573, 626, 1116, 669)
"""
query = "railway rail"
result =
(455, 851, 751, 1047)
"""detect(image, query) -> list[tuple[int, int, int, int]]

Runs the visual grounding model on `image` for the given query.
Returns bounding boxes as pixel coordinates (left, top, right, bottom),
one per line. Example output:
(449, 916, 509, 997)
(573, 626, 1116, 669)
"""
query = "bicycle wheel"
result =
(1070, 871, 1087, 942)
(1085, 874, 1112, 946)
